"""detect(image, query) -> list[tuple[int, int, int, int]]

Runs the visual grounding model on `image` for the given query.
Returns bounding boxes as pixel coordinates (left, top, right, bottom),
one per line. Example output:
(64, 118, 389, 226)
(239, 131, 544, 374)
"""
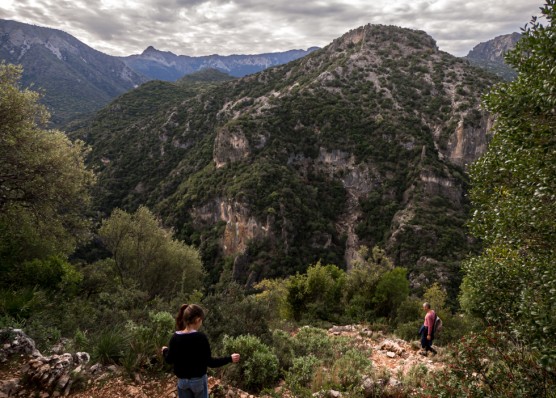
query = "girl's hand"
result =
(231, 353, 240, 363)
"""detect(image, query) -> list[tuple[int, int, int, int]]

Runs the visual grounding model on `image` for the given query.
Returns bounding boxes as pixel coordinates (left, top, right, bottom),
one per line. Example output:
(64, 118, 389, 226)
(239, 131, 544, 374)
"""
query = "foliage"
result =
(291, 326, 335, 362)
(220, 334, 279, 392)
(72, 25, 497, 289)
(7, 256, 82, 293)
(425, 328, 556, 397)
(0, 63, 94, 270)
(464, 0, 556, 370)
(286, 262, 346, 322)
(285, 355, 320, 397)
(120, 311, 174, 373)
(201, 280, 272, 345)
(373, 267, 410, 318)
(98, 206, 204, 300)
(90, 328, 128, 365)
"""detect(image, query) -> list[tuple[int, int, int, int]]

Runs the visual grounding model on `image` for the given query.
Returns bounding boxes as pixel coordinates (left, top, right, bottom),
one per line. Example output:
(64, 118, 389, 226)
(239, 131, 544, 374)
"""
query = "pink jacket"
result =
(424, 310, 436, 334)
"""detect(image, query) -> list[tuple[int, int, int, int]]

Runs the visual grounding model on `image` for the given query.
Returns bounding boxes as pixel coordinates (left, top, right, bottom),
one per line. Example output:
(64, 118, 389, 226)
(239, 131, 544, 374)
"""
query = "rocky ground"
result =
(0, 326, 443, 397)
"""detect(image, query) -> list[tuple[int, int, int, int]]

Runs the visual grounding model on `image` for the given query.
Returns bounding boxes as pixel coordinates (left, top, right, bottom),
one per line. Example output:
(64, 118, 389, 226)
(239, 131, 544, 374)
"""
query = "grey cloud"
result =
(0, 0, 542, 57)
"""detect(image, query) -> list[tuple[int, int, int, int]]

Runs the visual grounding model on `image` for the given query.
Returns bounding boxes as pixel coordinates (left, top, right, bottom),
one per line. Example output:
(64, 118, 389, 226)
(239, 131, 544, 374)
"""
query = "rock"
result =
(327, 390, 342, 398)
(0, 329, 97, 397)
(328, 325, 357, 335)
(378, 339, 405, 356)
(0, 378, 21, 396)
(386, 351, 396, 358)
(388, 378, 401, 388)
(73, 352, 90, 364)
(106, 365, 118, 373)
(0, 328, 41, 361)
(89, 363, 102, 373)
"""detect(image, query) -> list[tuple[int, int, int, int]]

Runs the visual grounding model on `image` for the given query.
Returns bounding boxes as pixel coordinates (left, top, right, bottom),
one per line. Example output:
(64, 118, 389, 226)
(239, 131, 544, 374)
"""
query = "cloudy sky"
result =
(0, 0, 543, 57)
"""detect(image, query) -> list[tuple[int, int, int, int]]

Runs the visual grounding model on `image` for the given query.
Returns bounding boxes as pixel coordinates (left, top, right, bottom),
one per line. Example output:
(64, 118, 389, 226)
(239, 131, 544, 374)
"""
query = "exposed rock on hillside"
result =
(1, 326, 442, 397)
(464, 32, 521, 81)
(73, 24, 498, 292)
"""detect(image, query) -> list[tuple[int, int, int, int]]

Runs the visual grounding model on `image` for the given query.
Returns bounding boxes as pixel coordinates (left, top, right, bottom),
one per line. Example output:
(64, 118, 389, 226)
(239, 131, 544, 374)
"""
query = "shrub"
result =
(292, 326, 334, 361)
(121, 311, 174, 373)
(330, 348, 373, 389)
(91, 328, 128, 365)
(425, 328, 556, 397)
(285, 355, 320, 397)
(220, 334, 279, 392)
(395, 320, 422, 342)
(271, 329, 296, 372)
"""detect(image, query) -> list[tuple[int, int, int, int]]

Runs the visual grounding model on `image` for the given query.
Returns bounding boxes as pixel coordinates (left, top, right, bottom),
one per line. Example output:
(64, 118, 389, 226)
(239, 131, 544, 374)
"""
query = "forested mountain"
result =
(71, 24, 498, 295)
(0, 19, 317, 127)
(464, 32, 521, 80)
(121, 45, 319, 80)
(0, 19, 147, 126)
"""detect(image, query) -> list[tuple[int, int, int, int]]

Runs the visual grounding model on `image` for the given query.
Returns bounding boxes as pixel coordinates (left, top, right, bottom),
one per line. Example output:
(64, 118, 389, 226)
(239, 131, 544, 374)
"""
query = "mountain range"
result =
(120, 45, 319, 81)
(69, 24, 499, 296)
(0, 19, 146, 126)
(0, 19, 316, 126)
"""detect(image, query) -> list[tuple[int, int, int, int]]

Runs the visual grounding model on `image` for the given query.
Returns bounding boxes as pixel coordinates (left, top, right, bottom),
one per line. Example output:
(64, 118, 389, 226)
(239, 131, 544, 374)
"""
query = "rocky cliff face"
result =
(464, 32, 521, 81)
(0, 19, 146, 126)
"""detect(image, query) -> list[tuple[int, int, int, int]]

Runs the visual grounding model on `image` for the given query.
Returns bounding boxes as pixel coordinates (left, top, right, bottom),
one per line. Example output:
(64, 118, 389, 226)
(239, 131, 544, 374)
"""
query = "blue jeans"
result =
(177, 374, 208, 398)
(419, 325, 434, 351)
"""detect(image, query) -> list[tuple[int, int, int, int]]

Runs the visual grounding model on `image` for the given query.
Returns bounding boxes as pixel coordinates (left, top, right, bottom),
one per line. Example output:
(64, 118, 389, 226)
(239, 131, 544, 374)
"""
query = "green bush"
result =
(330, 348, 373, 389)
(91, 328, 128, 365)
(271, 329, 296, 372)
(292, 326, 334, 361)
(220, 334, 279, 392)
(285, 355, 320, 397)
(425, 328, 555, 397)
(121, 311, 174, 373)
(395, 320, 422, 342)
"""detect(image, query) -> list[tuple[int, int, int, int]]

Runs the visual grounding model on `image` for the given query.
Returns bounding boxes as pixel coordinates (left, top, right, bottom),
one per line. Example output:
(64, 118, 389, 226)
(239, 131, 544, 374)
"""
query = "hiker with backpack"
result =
(419, 302, 440, 356)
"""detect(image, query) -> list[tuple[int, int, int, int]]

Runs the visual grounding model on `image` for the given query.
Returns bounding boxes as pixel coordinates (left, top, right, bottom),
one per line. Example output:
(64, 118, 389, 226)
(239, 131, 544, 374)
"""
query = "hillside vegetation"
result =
(1, 3, 555, 396)
(71, 25, 496, 296)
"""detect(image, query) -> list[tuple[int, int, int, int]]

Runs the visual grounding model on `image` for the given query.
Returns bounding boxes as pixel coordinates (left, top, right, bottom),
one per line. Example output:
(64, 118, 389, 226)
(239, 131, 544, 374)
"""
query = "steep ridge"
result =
(72, 24, 497, 294)
(0, 19, 147, 126)
(464, 32, 521, 81)
(121, 46, 320, 80)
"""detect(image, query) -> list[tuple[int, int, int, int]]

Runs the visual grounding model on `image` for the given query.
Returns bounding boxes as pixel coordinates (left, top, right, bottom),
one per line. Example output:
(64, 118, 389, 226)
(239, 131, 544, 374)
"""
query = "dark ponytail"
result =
(175, 304, 205, 331)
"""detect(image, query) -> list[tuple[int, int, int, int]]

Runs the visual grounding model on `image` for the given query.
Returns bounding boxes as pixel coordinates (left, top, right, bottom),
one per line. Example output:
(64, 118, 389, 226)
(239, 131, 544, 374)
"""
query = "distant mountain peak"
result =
(122, 46, 319, 80)
(0, 18, 146, 126)
(464, 32, 521, 80)
(142, 45, 157, 54)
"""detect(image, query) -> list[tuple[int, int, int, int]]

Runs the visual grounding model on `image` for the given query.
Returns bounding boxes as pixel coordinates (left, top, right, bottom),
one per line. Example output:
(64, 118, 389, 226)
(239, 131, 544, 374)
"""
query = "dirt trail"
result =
(1, 325, 443, 397)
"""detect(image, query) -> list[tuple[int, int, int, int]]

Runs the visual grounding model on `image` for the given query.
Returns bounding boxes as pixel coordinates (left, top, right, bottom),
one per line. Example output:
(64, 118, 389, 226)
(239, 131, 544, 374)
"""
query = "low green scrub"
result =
(220, 334, 279, 392)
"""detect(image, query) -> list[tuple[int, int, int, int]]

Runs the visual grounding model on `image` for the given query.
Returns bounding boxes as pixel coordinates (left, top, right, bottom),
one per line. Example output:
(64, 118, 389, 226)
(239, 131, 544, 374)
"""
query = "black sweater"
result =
(163, 331, 232, 379)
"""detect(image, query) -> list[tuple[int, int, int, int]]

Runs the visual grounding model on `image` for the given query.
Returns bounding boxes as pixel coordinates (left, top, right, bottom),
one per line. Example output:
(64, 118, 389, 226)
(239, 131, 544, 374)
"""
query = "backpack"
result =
(434, 315, 443, 335)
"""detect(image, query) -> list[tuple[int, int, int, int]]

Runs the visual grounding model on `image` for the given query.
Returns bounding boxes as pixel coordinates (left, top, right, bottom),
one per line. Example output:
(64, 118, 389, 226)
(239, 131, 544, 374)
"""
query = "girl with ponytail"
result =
(162, 304, 240, 398)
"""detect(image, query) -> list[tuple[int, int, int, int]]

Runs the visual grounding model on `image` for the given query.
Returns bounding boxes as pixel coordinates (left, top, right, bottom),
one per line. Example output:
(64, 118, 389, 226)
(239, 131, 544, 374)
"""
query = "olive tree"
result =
(0, 63, 94, 271)
(99, 206, 205, 299)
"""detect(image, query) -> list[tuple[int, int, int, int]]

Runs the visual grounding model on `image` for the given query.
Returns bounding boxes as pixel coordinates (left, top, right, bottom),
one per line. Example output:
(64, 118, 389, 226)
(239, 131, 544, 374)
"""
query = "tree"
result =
(0, 63, 94, 271)
(461, 1, 556, 371)
(98, 206, 204, 299)
(373, 267, 410, 318)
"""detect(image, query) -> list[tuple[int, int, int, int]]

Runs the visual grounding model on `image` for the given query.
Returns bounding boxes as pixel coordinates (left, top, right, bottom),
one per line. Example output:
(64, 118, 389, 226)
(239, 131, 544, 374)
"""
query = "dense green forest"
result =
(1, 1, 556, 396)
(69, 24, 497, 300)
